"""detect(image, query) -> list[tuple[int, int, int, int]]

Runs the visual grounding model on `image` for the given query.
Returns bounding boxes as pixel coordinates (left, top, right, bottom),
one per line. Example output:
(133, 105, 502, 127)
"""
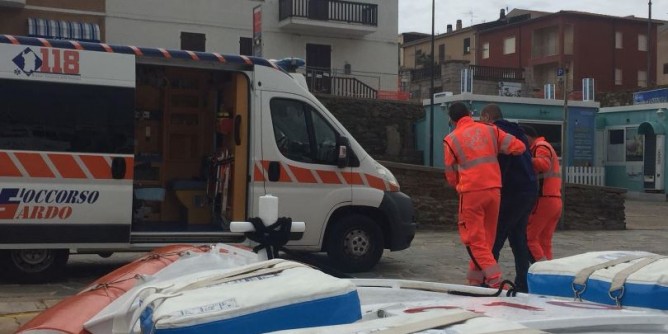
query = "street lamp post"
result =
(560, 67, 569, 229)
(429, 0, 435, 166)
(648, 0, 652, 87)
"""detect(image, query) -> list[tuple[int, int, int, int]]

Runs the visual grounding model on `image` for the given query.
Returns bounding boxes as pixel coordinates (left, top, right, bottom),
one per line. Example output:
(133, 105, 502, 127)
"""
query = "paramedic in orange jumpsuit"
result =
(522, 125, 562, 262)
(443, 102, 527, 288)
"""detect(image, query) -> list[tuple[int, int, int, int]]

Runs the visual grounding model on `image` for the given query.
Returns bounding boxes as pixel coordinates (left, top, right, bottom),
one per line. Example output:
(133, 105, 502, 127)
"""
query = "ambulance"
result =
(0, 35, 415, 282)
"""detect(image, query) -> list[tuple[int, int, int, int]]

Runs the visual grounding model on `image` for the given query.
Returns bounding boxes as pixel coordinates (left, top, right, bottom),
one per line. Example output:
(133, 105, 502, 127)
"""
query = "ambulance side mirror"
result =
(337, 136, 349, 169)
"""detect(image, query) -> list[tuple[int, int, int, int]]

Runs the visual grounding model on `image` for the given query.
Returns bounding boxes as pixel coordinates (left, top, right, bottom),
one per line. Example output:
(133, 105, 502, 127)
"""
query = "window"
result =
(180, 32, 206, 52)
(270, 98, 340, 165)
(607, 129, 625, 162)
(615, 68, 622, 85)
(438, 44, 445, 63)
(482, 42, 489, 59)
(664, 63, 668, 74)
(607, 128, 644, 162)
(638, 34, 648, 51)
(615, 31, 623, 49)
(518, 122, 562, 157)
(463, 38, 471, 54)
(0, 79, 134, 153)
(239, 37, 253, 56)
(414, 49, 423, 67)
(564, 24, 574, 55)
(503, 36, 516, 55)
(532, 26, 558, 57)
(638, 70, 648, 87)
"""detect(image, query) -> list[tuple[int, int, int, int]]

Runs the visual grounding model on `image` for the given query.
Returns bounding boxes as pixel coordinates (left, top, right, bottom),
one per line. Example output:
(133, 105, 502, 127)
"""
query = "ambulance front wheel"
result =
(0, 249, 69, 283)
(326, 214, 384, 273)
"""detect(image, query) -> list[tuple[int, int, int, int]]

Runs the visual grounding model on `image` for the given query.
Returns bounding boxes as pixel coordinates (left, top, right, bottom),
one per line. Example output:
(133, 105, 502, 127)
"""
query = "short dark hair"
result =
(481, 104, 503, 121)
(448, 102, 470, 122)
(521, 125, 538, 138)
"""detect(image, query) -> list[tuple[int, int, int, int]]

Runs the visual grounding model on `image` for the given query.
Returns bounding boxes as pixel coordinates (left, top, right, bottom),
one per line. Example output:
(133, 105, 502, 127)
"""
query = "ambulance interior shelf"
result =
(132, 65, 243, 228)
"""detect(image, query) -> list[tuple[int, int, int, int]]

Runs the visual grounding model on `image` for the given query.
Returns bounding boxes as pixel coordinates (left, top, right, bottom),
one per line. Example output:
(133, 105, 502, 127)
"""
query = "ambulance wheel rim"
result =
(10, 249, 56, 273)
(326, 213, 384, 273)
(344, 229, 370, 256)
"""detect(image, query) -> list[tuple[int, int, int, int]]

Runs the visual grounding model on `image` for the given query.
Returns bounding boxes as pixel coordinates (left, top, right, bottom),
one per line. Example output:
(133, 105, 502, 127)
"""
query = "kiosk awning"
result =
(28, 18, 101, 42)
(638, 121, 666, 136)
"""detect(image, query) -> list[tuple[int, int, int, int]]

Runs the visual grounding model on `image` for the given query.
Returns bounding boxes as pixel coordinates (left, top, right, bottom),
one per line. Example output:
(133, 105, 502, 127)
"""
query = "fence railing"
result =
(304, 67, 378, 99)
(566, 166, 605, 186)
(331, 76, 377, 99)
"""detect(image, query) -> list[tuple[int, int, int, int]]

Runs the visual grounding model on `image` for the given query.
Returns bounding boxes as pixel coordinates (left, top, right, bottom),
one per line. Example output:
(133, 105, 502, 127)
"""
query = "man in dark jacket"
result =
(480, 104, 538, 292)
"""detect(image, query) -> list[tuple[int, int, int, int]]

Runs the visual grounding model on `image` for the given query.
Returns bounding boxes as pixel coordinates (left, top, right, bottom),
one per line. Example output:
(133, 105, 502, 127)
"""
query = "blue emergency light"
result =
(273, 57, 306, 73)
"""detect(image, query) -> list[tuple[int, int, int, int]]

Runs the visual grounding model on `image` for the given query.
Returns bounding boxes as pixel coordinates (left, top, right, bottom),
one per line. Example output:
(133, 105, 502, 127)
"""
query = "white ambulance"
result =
(0, 36, 415, 282)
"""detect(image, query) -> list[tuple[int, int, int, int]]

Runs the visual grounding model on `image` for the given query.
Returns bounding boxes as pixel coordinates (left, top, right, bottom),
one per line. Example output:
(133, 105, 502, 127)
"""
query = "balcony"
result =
(469, 65, 524, 81)
(278, 0, 378, 36)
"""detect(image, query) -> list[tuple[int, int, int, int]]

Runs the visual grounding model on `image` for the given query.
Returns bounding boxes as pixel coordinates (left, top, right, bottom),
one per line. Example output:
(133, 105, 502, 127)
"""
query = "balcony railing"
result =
(470, 65, 524, 81)
(409, 66, 442, 81)
(279, 0, 378, 26)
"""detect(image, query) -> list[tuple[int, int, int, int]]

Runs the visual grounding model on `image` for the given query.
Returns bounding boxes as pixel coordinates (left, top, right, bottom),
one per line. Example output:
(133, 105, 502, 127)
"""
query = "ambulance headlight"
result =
(376, 163, 399, 190)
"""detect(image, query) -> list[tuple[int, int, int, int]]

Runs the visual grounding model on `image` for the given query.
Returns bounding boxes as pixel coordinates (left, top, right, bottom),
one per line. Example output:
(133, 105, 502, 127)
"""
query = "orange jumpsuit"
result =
(443, 116, 526, 287)
(527, 137, 562, 261)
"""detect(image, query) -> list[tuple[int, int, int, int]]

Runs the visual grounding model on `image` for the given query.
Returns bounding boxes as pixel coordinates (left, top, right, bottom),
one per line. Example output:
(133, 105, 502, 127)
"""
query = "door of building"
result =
(305, 44, 331, 94)
(643, 133, 657, 190)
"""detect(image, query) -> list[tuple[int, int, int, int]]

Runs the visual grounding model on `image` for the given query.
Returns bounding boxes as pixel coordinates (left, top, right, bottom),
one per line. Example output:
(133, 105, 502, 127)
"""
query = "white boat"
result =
(15, 203, 668, 334)
(16, 245, 668, 334)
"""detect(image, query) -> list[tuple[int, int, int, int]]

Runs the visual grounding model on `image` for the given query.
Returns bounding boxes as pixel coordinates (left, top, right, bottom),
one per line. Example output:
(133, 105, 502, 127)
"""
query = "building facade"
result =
(399, 9, 546, 100)
(476, 11, 659, 97)
(399, 23, 477, 100)
(105, 0, 399, 94)
(400, 9, 663, 102)
(0, 0, 399, 96)
(597, 103, 667, 194)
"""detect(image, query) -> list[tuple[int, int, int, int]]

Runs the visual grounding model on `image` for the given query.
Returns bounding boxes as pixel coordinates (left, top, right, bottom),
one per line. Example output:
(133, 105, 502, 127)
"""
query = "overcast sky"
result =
(398, 1, 667, 34)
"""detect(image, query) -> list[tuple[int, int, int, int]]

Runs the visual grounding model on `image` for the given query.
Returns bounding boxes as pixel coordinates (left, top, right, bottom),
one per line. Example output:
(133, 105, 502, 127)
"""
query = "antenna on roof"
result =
(463, 10, 477, 25)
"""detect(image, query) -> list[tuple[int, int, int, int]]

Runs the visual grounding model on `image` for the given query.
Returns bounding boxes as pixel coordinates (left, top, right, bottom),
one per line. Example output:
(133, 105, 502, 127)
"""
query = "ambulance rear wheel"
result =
(0, 249, 69, 283)
(326, 214, 384, 273)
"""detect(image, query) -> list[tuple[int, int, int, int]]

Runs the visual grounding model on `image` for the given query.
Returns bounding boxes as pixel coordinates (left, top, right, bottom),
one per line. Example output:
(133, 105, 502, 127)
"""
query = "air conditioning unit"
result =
(0, 0, 26, 8)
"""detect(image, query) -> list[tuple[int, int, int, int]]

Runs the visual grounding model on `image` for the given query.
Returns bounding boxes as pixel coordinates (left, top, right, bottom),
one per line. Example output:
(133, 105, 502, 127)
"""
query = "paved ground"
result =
(1, 197, 667, 333)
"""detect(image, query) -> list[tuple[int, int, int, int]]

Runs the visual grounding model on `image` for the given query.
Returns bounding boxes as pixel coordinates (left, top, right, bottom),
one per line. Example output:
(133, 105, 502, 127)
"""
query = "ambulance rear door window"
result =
(0, 79, 134, 154)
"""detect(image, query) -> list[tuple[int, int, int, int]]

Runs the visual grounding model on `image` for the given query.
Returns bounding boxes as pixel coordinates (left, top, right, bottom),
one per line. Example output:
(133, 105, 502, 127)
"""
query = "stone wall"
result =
(382, 161, 627, 230)
(382, 161, 459, 229)
(317, 95, 424, 164)
(562, 184, 626, 230)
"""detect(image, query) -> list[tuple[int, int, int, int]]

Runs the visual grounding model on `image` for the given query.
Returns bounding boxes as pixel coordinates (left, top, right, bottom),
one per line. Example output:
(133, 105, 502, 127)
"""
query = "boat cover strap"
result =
(573, 254, 648, 286)
(610, 255, 667, 293)
(491, 328, 547, 334)
(375, 310, 480, 334)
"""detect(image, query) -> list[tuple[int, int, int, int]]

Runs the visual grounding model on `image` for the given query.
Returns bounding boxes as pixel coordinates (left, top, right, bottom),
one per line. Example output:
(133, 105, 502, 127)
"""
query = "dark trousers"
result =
(492, 191, 537, 292)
